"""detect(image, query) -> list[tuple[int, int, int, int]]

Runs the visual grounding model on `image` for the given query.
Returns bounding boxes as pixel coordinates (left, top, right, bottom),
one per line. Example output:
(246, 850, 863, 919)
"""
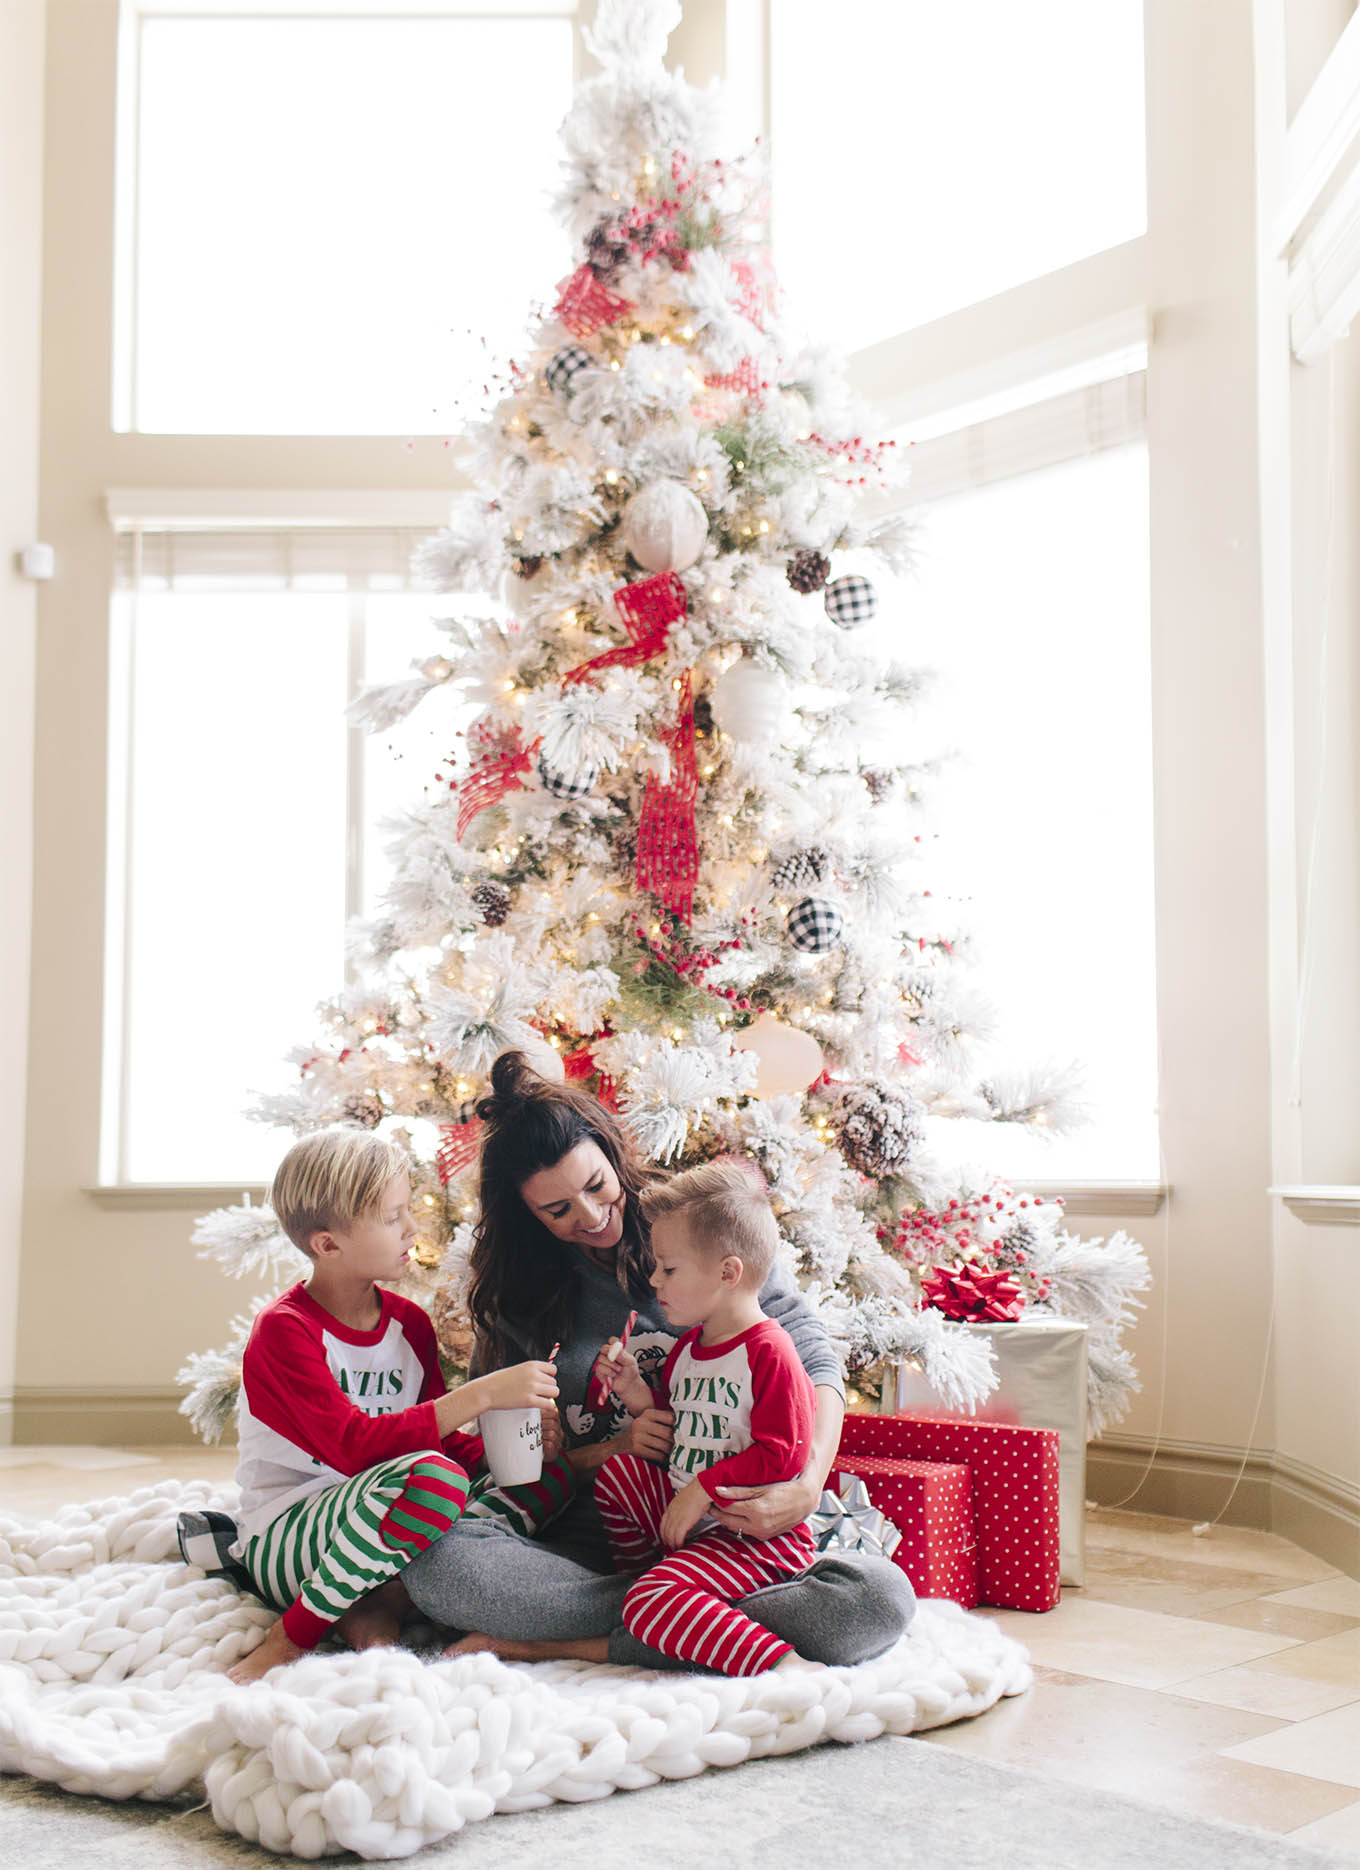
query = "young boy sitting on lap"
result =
(224, 1127, 569, 1684)
(593, 1160, 821, 1677)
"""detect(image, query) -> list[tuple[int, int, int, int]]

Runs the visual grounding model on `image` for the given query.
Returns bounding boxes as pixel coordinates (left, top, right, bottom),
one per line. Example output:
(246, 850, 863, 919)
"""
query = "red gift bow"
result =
(637, 669, 699, 923)
(554, 264, 635, 337)
(920, 1259, 1027, 1323)
(436, 1118, 483, 1184)
(563, 572, 688, 686)
(455, 723, 538, 841)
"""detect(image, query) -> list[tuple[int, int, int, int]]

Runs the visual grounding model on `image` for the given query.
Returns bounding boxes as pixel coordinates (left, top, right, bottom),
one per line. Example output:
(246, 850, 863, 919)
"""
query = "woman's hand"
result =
(708, 1470, 822, 1540)
(618, 1405, 674, 1464)
(540, 1405, 564, 1460)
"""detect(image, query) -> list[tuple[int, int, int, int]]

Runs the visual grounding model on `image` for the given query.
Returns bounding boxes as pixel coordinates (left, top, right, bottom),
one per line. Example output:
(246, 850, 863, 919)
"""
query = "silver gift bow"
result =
(808, 1470, 902, 1561)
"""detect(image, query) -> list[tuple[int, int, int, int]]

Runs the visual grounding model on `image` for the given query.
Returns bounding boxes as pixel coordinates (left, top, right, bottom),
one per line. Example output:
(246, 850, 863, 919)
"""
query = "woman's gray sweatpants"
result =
(401, 1512, 915, 1669)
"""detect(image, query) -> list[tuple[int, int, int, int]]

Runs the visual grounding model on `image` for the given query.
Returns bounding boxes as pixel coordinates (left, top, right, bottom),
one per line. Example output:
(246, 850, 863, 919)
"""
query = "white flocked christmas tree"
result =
(182, 0, 1150, 1443)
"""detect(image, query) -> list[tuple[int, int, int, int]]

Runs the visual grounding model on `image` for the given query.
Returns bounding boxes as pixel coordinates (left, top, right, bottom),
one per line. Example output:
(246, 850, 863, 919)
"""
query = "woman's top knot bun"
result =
(476, 1048, 543, 1123)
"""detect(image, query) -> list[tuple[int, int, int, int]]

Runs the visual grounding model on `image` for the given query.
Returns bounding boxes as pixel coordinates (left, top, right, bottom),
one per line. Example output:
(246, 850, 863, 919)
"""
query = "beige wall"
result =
(0, 0, 46, 1445)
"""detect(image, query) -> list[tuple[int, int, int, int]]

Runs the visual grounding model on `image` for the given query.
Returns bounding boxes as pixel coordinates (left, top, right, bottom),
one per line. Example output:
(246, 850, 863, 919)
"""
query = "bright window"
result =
(106, 572, 453, 1182)
(115, 6, 575, 433)
(892, 443, 1158, 1180)
(769, 0, 1147, 349)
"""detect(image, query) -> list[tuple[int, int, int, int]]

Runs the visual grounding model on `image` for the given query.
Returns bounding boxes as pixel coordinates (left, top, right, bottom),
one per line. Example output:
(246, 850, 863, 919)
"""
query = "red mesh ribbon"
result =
(920, 1259, 1026, 1323)
(563, 572, 688, 686)
(704, 357, 763, 395)
(555, 264, 635, 337)
(436, 1118, 483, 1184)
(637, 670, 699, 923)
(455, 723, 536, 841)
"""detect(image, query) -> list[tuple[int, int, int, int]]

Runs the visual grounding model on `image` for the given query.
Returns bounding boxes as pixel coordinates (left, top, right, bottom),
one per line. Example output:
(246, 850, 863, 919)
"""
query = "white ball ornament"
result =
(733, 1014, 825, 1098)
(710, 658, 786, 743)
(621, 480, 709, 573)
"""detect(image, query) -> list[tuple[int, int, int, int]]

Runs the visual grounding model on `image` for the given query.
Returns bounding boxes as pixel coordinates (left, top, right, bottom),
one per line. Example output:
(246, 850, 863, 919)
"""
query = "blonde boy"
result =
(222, 1127, 566, 1683)
(593, 1160, 820, 1676)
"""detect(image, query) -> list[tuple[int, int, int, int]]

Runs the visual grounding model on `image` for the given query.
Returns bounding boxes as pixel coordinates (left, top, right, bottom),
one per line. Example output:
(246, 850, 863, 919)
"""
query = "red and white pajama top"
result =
(233, 1282, 483, 1545)
(658, 1317, 815, 1506)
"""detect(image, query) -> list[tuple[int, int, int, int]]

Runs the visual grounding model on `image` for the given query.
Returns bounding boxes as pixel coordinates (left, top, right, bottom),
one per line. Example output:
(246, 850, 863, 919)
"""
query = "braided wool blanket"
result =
(0, 1480, 1031, 1860)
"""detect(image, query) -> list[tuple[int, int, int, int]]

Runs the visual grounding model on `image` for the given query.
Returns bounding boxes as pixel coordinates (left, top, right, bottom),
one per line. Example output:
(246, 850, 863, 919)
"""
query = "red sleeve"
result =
(697, 1327, 815, 1499)
(242, 1303, 472, 1479)
(393, 1297, 485, 1473)
(651, 1331, 693, 1411)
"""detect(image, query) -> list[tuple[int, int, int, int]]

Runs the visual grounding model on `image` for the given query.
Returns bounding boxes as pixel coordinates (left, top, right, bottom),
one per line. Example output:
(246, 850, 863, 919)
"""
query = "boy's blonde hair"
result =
(270, 1127, 411, 1254)
(642, 1158, 779, 1288)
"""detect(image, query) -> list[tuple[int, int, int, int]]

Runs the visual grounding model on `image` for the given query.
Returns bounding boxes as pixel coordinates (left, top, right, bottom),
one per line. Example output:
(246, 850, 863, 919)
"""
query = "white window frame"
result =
(100, 495, 455, 1189)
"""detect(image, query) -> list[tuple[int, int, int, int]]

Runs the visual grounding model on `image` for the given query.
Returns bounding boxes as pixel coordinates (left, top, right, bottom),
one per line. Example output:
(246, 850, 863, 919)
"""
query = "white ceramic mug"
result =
(480, 1407, 543, 1486)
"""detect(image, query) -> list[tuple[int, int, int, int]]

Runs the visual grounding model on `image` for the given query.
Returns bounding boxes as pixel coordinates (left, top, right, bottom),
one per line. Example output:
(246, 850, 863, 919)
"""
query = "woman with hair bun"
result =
(400, 1050, 914, 1668)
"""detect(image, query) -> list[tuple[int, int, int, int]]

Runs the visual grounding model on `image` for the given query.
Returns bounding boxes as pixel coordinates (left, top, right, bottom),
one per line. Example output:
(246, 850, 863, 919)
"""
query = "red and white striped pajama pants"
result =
(595, 1452, 816, 1677)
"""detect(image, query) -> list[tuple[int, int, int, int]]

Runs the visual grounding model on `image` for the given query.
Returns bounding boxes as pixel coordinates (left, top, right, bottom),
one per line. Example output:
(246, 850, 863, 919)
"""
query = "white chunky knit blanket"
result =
(0, 1481, 1032, 1860)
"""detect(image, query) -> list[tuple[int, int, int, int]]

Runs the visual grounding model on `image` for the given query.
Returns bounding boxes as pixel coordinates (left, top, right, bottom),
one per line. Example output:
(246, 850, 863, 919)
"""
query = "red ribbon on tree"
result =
(436, 1118, 483, 1184)
(562, 1043, 620, 1112)
(554, 264, 635, 337)
(563, 572, 688, 686)
(455, 722, 538, 842)
(920, 1259, 1027, 1323)
(637, 670, 699, 923)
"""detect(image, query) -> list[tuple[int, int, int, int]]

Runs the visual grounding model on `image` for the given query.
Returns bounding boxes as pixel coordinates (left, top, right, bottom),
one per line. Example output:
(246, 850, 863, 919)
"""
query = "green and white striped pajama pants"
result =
(242, 1450, 576, 1649)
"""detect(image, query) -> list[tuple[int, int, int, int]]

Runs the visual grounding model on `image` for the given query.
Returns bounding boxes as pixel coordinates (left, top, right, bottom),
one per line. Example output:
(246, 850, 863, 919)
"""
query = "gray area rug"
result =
(1, 1734, 1349, 1868)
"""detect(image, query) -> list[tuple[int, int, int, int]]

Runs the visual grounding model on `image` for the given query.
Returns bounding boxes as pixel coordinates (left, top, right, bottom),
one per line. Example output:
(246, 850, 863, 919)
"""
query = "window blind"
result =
(112, 525, 438, 591)
(896, 370, 1147, 508)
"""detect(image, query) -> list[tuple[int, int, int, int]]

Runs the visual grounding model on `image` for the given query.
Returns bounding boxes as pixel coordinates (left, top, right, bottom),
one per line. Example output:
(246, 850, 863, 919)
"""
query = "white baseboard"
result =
(8, 1385, 193, 1446)
(1089, 1432, 1360, 1578)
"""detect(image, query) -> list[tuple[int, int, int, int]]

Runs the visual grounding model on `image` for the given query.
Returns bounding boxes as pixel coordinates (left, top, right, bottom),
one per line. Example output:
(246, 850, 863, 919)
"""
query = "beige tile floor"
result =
(2, 1447, 1358, 1857)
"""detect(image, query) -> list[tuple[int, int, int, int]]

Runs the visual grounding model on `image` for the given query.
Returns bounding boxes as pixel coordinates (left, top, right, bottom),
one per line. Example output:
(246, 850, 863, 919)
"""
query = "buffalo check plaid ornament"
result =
(537, 752, 598, 800)
(545, 345, 595, 395)
(824, 573, 879, 630)
(786, 895, 844, 953)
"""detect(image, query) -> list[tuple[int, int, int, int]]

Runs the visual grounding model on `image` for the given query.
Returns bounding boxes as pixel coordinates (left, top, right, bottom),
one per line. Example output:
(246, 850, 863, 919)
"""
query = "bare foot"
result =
(227, 1620, 305, 1684)
(774, 1652, 827, 1674)
(444, 1631, 609, 1663)
(335, 1577, 410, 1652)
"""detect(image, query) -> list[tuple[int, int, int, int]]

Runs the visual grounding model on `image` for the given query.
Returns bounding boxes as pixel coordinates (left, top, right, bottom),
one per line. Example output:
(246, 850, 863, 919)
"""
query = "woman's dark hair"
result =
(467, 1049, 657, 1369)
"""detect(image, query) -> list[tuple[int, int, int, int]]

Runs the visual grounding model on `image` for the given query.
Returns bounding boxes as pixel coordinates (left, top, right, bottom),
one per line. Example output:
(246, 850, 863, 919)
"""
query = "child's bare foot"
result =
(774, 1652, 827, 1674)
(444, 1632, 609, 1663)
(227, 1620, 305, 1684)
(335, 1577, 410, 1652)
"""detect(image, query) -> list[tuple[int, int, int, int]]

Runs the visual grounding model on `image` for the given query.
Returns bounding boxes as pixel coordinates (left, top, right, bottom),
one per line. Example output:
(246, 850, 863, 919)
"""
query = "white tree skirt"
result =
(0, 1481, 1032, 1860)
